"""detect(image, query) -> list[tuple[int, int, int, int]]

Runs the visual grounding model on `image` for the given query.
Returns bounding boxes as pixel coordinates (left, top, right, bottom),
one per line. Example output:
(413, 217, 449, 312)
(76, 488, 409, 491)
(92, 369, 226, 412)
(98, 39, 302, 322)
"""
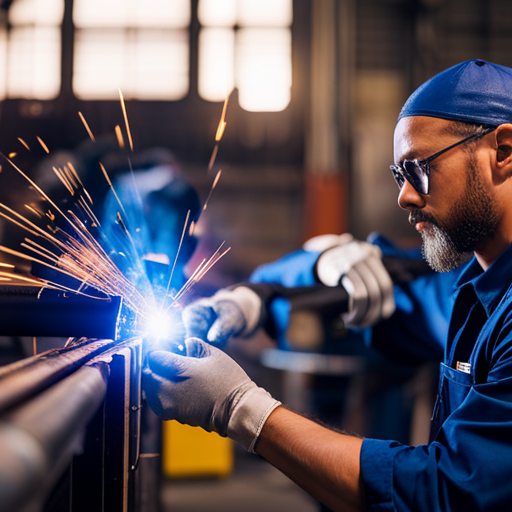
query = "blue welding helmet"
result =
(398, 59, 512, 125)
(145, 177, 200, 265)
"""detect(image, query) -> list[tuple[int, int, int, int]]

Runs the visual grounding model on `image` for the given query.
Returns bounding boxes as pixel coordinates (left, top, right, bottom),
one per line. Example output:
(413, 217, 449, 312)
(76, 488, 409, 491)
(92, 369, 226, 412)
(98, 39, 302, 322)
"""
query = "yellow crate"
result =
(162, 420, 234, 478)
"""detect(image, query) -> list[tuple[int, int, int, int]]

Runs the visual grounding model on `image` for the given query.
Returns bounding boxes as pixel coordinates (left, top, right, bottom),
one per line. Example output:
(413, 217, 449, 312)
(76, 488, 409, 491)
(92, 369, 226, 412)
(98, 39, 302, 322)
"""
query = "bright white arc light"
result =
(145, 310, 173, 341)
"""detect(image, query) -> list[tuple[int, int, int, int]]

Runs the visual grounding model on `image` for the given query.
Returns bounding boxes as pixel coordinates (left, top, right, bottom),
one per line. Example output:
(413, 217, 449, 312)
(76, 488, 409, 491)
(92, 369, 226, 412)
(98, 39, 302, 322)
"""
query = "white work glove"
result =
(143, 337, 281, 452)
(315, 237, 395, 328)
(182, 286, 264, 346)
(303, 232, 355, 252)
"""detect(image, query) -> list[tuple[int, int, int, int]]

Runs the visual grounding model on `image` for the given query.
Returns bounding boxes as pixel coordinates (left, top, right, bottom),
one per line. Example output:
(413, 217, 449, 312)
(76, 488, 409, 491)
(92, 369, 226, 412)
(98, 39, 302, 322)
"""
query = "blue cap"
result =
(398, 59, 512, 126)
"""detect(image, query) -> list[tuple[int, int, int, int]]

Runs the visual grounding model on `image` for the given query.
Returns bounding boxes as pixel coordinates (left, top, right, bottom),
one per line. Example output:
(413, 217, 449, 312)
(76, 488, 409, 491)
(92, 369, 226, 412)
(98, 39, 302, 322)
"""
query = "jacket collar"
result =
(455, 243, 512, 316)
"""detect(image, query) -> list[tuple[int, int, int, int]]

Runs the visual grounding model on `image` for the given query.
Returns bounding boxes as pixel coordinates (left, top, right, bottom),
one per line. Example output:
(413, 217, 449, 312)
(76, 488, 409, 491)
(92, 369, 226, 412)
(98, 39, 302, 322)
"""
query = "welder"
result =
(144, 59, 512, 511)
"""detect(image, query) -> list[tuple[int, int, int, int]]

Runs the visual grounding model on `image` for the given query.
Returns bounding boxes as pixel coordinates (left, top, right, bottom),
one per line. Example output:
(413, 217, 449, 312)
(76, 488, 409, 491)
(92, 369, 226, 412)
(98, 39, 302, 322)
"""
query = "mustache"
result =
(409, 211, 437, 226)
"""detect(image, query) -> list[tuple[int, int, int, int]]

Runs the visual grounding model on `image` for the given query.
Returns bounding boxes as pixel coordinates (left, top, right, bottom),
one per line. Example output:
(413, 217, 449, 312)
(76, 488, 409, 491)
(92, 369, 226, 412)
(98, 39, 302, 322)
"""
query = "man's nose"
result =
(397, 179, 427, 210)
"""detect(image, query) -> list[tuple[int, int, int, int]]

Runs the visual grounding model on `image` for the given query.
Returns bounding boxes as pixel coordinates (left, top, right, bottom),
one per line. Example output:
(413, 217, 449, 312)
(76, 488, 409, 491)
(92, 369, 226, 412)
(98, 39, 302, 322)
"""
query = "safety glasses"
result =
(390, 126, 496, 195)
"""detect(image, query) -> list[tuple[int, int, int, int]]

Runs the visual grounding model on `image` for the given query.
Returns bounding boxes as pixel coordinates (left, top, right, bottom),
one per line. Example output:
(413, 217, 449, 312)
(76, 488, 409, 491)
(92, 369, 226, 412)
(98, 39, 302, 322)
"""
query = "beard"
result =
(410, 154, 500, 272)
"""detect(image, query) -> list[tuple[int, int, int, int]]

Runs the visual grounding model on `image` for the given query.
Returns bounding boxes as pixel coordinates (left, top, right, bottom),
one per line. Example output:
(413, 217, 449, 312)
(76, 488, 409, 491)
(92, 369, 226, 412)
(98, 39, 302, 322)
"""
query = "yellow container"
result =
(162, 420, 234, 478)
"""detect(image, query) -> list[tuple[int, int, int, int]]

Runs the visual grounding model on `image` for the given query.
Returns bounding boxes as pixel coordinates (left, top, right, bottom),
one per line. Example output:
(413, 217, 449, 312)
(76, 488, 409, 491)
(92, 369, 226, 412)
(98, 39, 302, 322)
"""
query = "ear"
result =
(494, 124, 512, 168)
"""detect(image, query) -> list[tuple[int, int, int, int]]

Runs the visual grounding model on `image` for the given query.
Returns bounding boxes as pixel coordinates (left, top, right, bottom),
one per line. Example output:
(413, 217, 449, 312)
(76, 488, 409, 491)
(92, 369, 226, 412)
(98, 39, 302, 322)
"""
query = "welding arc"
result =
(0, 89, 235, 344)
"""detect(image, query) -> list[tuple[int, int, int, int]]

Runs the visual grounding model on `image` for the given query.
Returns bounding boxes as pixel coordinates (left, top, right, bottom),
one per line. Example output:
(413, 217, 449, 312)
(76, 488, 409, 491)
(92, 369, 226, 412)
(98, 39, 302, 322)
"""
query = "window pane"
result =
(74, 0, 190, 28)
(198, 0, 236, 27)
(8, 0, 64, 26)
(199, 28, 234, 101)
(0, 28, 6, 99)
(73, 29, 126, 99)
(73, 0, 127, 27)
(7, 27, 61, 99)
(74, 29, 189, 100)
(236, 28, 291, 111)
(238, 0, 292, 27)
(131, 29, 189, 99)
(132, 0, 190, 27)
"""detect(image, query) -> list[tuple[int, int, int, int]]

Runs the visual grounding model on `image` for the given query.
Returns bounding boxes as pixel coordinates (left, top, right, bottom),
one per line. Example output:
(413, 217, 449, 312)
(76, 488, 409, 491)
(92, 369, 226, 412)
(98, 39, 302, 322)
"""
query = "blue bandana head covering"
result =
(398, 59, 512, 126)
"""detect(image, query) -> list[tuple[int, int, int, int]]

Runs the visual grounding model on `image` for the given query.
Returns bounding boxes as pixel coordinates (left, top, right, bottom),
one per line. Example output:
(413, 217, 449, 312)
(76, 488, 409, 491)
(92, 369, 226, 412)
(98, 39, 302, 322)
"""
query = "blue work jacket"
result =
(362, 242, 512, 511)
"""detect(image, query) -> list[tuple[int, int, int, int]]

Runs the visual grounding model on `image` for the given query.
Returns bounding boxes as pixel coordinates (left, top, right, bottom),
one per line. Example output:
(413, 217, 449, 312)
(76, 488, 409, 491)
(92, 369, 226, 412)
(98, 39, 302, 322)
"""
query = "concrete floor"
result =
(161, 452, 318, 512)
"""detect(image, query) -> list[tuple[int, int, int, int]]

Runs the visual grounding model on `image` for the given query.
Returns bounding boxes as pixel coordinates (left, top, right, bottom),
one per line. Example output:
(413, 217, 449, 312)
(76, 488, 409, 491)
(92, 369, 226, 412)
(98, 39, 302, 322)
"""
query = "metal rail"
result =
(0, 336, 147, 512)
(0, 362, 109, 512)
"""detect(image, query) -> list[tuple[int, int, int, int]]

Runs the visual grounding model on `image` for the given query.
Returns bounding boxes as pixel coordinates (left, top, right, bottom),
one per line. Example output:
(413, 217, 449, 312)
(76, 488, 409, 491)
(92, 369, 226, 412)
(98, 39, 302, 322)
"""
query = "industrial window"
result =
(72, 0, 190, 100)
(0, 0, 293, 111)
(198, 0, 292, 111)
(0, 0, 63, 100)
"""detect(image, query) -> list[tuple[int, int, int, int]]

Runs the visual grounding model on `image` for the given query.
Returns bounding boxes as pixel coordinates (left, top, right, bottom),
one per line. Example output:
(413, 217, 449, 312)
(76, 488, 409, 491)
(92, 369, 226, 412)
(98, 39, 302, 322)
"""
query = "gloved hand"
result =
(182, 286, 264, 346)
(314, 237, 395, 328)
(143, 337, 281, 452)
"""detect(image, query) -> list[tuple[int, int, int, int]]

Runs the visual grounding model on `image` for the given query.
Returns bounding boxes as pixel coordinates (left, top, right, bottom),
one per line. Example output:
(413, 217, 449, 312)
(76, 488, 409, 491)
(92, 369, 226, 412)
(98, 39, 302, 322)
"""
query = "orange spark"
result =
(202, 169, 222, 212)
(215, 122, 226, 142)
(63, 165, 78, 189)
(99, 162, 127, 219)
(18, 138, 30, 151)
(8, 152, 16, 159)
(160, 210, 191, 311)
(53, 167, 74, 195)
(36, 136, 50, 154)
(0, 270, 44, 285)
(118, 89, 134, 152)
(215, 92, 231, 141)
(207, 144, 219, 173)
(115, 125, 125, 149)
(78, 111, 96, 142)
(169, 243, 231, 307)
(24, 204, 43, 218)
(67, 162, 84, 189)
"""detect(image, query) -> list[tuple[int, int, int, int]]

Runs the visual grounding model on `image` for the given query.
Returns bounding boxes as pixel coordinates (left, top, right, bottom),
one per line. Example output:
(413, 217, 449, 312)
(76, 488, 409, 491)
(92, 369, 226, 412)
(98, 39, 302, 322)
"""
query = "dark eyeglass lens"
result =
(391, 166, 405, 188)
(403, 160, 428, 194)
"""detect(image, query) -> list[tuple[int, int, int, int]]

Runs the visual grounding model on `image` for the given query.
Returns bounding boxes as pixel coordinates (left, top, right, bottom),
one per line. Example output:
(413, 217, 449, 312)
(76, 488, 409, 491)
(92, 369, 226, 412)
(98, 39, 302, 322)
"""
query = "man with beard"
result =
(144, 60, 512, 511)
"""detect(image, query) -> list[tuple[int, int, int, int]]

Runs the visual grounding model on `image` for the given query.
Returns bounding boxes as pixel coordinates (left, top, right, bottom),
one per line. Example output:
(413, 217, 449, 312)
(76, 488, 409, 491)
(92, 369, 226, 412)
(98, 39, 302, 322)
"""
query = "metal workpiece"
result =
(71, 341, 144, 512)
(0, 337, 145, 512)
(0, 284, 123, 339)
(0, 363, 108, 512)
(0, 337, 118, 415)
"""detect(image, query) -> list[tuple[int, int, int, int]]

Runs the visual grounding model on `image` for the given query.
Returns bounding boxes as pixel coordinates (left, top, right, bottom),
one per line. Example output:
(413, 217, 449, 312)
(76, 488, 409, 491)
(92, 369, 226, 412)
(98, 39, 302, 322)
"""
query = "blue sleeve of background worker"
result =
(249, 249, 320, 287)
(249, 234, 460, 363)
(249, 249, 320, 349)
